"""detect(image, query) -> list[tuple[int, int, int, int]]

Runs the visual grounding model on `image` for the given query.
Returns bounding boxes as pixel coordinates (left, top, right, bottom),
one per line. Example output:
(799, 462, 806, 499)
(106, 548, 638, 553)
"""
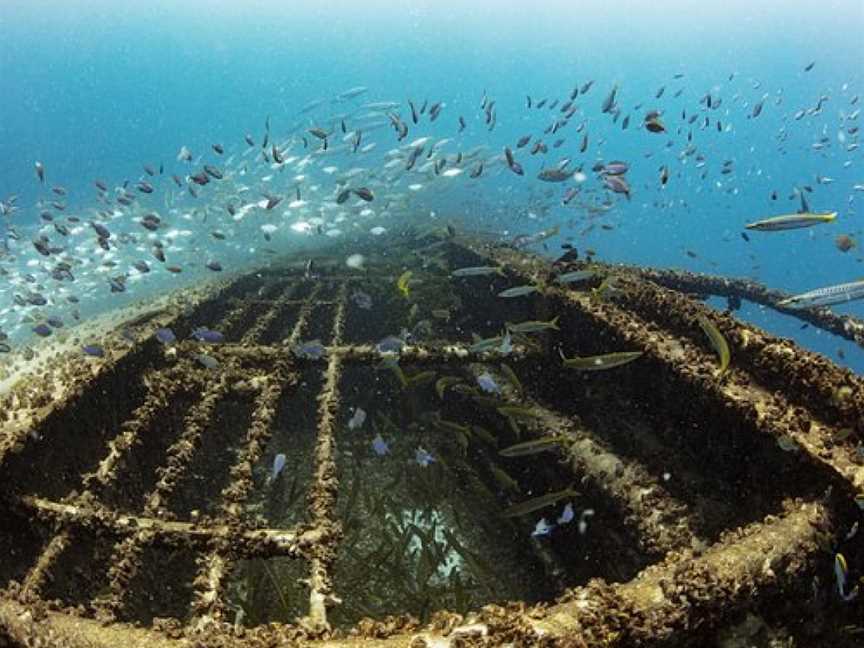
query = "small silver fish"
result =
(498, 285, 540, 298)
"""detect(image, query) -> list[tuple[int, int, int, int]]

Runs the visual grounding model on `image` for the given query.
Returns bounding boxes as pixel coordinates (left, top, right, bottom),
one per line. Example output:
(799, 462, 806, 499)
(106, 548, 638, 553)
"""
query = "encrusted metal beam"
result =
(302, 283, 349, 634)
(92, 366, 236, 621)
(600, 261, 864, 350)
(17, 496, 309, 557)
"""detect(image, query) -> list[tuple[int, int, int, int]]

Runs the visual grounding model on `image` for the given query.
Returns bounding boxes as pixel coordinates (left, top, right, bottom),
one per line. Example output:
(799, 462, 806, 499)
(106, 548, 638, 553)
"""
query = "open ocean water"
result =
(0, 0, 863, 372)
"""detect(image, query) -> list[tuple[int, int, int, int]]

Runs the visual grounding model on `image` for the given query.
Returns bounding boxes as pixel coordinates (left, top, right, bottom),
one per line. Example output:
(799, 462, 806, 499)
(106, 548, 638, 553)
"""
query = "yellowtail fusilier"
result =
(696, 314, 730, 375)
(498, 284, 540, 298)
(501, 487, 579, 518)
(778, 279, 864, 309)
(451, 266, 506, 277)
(745, 211, 837, 231)
(561, 350, 643, 370)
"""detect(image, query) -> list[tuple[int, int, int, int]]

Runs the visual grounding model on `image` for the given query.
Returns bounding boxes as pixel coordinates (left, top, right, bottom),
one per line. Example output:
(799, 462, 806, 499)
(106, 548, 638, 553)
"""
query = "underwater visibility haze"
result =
(1, 1, 863, 372)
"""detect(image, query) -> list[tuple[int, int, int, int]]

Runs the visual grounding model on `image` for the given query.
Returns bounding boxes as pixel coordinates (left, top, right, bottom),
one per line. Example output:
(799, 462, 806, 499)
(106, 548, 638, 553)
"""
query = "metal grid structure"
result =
(0, 232, 863, 647)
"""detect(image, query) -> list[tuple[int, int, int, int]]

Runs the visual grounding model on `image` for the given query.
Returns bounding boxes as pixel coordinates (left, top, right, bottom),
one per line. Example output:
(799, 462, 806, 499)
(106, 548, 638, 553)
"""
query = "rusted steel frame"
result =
(93, 367, 236, 620)
(188, 363, 292, 630)
(528, 499, 829, 644)
(17, 495, 309, 558)
(478, 244, 864, 494)
(302, 283, 348, 633)
(601, 261, 864, 350)
(228, 298, 339, 307)
(239, 283, 299, 345)
(207, 341, 541, 363)
(285, 283, 324, 347)
(464, 361, 701, 556)
(605, 273, 864, 430)
(18, 368, 186, 601)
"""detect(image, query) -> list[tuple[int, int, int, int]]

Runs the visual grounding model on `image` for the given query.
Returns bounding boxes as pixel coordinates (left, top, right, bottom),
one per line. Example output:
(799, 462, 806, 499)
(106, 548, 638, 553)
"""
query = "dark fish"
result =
(32, 323, 52, 337)
(469, 162, 484, 178)
(644, 110, 666, 133)
(211, 230, 226, 240)
(655, 85, 665, 99)
(140, 213, 161, 231)
(143, 165, 156, 176)
(133, 260, 150, 273)
(579, 134, 588, 153)
(90, 221, 111, 238)
(751, 99, 765, 118)
(308, 127, 329, 140)
(203, 165, 223, 179)
(82, 345, 105, 358)
(580, 80, 594, 94)
(409, 100, 419, 124)
(537, 168, 571, 182)
(206, 260, 223, 272)
(602, 161, 629, 176)
(137, 181, 154, 193)
(171, 175, 183, 187)
(659, 165, 669, 185)
(155, 328, 176, 344)
(245, 134, 255, 147)
(527, 95, 532, 108)
(458, 115, 466, 132)
(601, 84, 618, 113)
(189, 171, 210, 187)
(536, 98, 547, 108)
(109, 276, 126, 292)
(804, 61, 815, 72)
(740, 232, 750, 242)
(212, 143, 224, 155)
(94, 179, 108, 192)
(353, 187, 374, 202)
(152, 246, 166, 262)
(336, 188, 352, 204)
(35, 161, 46, 183)
(516, 135, 531, 148)
(406, 145, 423, 170)
(166, 266, 182, 274)
(192, 327, 224, 343)
(603, 174, 631, 199)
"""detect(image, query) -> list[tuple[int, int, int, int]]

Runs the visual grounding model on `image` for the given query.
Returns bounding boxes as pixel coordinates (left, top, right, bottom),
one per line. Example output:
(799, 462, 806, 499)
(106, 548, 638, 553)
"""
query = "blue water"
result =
(1, 0, 863, 372)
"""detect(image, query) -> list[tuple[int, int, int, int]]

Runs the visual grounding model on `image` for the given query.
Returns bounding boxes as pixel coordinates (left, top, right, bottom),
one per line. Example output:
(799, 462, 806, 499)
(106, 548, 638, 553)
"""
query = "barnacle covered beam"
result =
(206, 341, 541, 363)
(602, 262, 864, 350)
(92, 368, 237, 621)
(302, 283, 349, 634)
(472, 242, 864, 494)
(188, 361, 293, 629)
(529, 499, 830, 644)
(16, 496, 308, 557)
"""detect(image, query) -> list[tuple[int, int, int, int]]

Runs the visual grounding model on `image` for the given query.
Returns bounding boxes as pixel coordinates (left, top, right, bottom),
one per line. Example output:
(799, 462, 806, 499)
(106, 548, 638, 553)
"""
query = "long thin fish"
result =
(561, 351, 642, 371)
(745, 211, 837, 231)
(778, 279, 864, 309)
(499, 436, 567, 457)
(696, 314, 730, 375)
(498, 285, 540, 298)
(501, 487, 579, 518)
